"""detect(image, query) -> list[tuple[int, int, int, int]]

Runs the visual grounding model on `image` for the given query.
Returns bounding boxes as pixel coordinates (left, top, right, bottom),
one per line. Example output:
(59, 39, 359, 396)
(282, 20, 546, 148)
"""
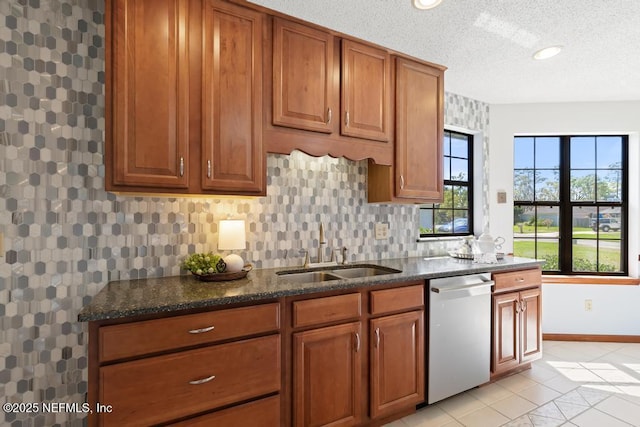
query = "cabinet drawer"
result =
(99, 302, 280, 362)
(293, 293, 361, 328)
(168, 395, 280, 427)
(493, 268, 542, 293)
(370, 284, 424, 315)
(99, 334, 281, 427)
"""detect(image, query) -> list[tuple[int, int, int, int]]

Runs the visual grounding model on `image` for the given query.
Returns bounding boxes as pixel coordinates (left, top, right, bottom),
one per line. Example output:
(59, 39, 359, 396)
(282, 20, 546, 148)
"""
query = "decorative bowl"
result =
(191, 265, 252, 282)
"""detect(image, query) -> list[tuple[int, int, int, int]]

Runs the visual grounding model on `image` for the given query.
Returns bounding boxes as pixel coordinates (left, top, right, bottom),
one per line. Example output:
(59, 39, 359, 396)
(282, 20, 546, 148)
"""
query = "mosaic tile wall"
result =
(0, 1, 490, 425)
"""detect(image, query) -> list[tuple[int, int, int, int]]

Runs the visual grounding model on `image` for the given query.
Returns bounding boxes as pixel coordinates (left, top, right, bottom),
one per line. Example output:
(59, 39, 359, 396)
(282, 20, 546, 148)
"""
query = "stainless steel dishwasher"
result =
(428, 273, 494, 404)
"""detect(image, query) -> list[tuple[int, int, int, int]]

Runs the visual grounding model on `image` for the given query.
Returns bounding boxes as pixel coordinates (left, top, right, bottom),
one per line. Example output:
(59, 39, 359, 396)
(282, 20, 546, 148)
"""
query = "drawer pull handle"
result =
(375, 328, 380, 348)
(188, 326, 215, 334)
(326, 107, 332, 124)
(400, 175, 405, 190)
(207, 160, 212, 179)
(516, 277, 525, 282)
(179, 157, 185, 177)
(189, 375, 216, 385)
(345, 110, 350, 127)
(355, 332, 361, 352)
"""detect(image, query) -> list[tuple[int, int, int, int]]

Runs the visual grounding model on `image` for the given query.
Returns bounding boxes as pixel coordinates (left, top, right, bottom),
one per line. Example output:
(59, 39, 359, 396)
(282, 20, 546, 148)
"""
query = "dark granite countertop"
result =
(78, 256, 543, 322)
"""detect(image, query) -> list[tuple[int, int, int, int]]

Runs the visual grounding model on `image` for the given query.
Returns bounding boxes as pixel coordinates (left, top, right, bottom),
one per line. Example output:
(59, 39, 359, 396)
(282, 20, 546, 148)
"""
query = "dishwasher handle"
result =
(431, 280, 494, 297)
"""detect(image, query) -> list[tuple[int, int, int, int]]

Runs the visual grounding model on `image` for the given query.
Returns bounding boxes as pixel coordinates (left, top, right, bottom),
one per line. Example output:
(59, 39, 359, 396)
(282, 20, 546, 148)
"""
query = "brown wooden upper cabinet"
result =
(272, 18, 334, 134)
(106, 0, 265, 195)
(368, 57, 445, 203)
(201, 0, 264, 194)
(108, 0, 191, 190)
(268, 17, 393, 163)
(341, 39, 391, 142)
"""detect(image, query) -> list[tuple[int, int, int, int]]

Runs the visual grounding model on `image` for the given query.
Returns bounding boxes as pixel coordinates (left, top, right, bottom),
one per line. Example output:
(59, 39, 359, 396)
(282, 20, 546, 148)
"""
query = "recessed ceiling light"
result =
(413, 0, 443, 10)
(533, 45, 563, 60)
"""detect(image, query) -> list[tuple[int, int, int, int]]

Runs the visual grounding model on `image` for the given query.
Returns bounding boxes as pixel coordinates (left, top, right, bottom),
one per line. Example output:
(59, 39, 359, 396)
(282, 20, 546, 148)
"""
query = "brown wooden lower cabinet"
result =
(491, 269, 542, 378)
(293, 321, 363, 427)
(370, 310, 424, 419)
(99, 334, 280, 426)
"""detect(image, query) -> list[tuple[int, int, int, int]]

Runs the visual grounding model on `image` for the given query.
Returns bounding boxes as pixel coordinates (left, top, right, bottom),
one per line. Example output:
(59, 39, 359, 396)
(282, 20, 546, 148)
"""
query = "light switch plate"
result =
(497, 191, 507, 204)
(375, 222, 389, 240)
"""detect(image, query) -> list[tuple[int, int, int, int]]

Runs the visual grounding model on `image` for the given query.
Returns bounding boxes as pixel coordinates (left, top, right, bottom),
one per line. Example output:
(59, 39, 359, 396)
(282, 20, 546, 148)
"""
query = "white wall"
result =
(543, 284, 640, 335)
(490, 101, 640, 335)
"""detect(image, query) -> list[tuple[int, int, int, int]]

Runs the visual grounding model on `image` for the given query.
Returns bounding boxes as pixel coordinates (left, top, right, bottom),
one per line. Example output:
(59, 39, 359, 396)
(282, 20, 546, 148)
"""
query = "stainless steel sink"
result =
(277, 264, 401, 283)
(330, 266, 399, 279)
(276, 270, 342, 284)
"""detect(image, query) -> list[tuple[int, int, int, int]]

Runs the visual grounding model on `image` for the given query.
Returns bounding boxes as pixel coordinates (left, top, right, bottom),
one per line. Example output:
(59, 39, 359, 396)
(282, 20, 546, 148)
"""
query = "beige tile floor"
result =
(387, 341, 640, 427)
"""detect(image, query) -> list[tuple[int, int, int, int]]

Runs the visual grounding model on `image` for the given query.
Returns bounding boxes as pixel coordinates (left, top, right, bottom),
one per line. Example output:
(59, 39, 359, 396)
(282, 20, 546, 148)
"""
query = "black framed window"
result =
(513, 135, 628, 274)
(420, 130, 473, 237)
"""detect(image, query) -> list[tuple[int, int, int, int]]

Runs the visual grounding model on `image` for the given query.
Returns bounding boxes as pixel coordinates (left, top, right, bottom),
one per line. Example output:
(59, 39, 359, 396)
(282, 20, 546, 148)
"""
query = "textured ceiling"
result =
(247, 0, 640, 104)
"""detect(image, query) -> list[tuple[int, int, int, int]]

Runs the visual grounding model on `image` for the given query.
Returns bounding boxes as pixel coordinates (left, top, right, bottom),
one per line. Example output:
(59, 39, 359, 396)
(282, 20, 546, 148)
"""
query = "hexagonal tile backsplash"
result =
(0, 1, 489, 425)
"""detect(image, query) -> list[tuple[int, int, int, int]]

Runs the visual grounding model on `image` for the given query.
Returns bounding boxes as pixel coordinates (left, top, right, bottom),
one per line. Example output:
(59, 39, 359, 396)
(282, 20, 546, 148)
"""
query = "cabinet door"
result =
(293, 322, 362, 427)
(370, 311, 424, 419)
(202, 0, 264, 193)
(341, 40, 391, 142)
(492, 292, 520, 375)
(273, 18, 334, 133)
(109, 0, 190, 189)
(520, 287, 543, 364)
(394, 58, 443, 200)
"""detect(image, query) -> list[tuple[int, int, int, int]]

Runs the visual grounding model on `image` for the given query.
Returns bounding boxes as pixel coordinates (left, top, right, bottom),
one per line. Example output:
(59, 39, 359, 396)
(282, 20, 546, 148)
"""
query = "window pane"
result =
(514, 169, 534, 201)
(443, 132, 451, 156)
(537, 239, 559, 271)
(534, 206, 559, 238)
(570, 170, 595, 201)
(573, 206, 597, 239)
(597, 170, 622, 202)
(573, 240, 597, 272)
(451, 158, 468, 181)
(595, 207, 622, 235)
(419, 208, 434, 234)
(514, 137, 534, 168)
(440, 185, 453, 208)
(535, 137, 560, 169)
(598, 240, 621, 273)
(443, 156, 451, 181)
(452, 186, 469, 209)
(451, 133, 468, 158)
(434, 210, 453, 233)
(571, 136, 596, 168)
(597, 136, 622, 169)
(535, 170, 559, 201)
(513, 205, 534, 235)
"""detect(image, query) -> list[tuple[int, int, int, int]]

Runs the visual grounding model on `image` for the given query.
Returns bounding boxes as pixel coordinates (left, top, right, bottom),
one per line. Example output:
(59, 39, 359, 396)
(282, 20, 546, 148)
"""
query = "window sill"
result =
(542, 275, 640, 286)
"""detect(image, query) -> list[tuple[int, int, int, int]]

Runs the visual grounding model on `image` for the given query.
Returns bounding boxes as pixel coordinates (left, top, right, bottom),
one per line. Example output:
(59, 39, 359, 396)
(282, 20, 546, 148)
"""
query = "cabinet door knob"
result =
(207, 160, 212, 179)
(400, 175, 405, 189)
(179, 157, 185, 177)
(355, 332, 361, 352)
(188, 325, 215, 334)
(375, 328, 380, 348)
(326, 108, 332, 124)
(345, 110, 350, 127)
(189, 375, 216, 385)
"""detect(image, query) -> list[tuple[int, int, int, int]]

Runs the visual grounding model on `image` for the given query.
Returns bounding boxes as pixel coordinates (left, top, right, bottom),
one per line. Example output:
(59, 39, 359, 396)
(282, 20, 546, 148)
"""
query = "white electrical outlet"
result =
(585, 299, 593, 311)
(375, 222, 389, 240)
